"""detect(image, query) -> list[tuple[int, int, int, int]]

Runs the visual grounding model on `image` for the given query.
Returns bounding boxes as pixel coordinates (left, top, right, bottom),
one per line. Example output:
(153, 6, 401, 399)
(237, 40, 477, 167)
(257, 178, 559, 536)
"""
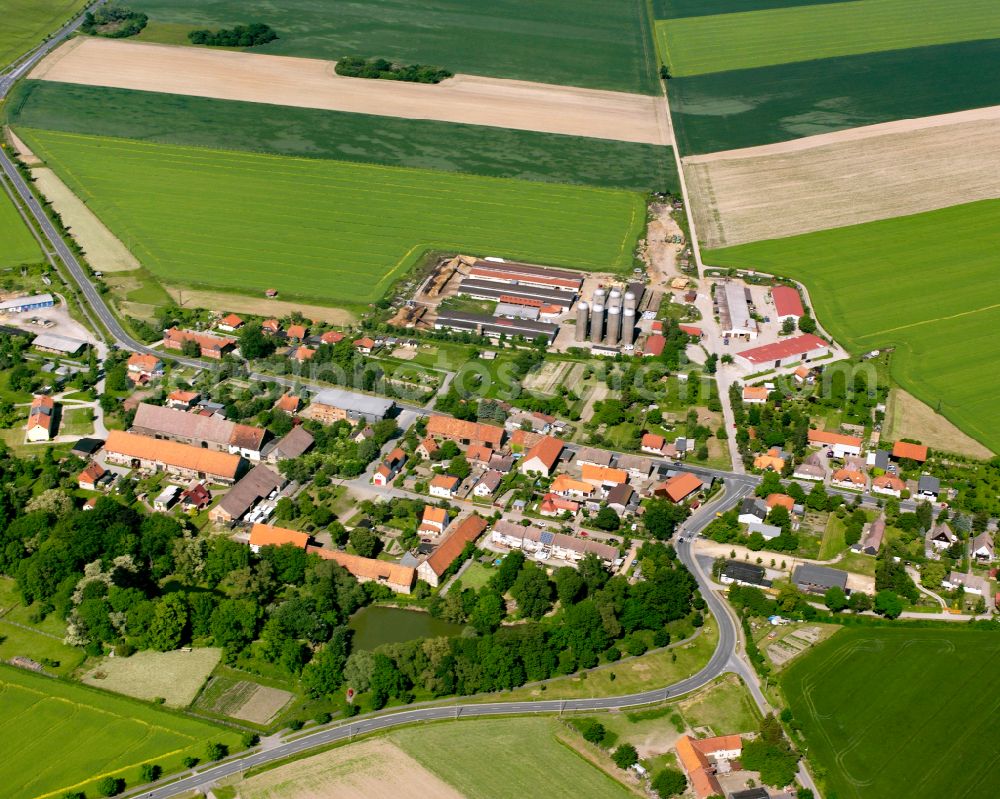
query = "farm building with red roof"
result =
(735, 334, 828, 369)
(771, 286, 805, 320)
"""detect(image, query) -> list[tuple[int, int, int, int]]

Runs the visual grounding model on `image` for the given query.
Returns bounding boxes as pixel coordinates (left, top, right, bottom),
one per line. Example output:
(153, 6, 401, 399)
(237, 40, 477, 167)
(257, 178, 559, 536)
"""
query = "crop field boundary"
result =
(29, 37, 670, 146)
(657, 0, 1000, 77)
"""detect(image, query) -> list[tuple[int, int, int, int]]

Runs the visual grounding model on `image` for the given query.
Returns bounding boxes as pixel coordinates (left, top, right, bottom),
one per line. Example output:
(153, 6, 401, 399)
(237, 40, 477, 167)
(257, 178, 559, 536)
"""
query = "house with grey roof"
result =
(793, 564, 848, 594)
(917, 475, 941, 499)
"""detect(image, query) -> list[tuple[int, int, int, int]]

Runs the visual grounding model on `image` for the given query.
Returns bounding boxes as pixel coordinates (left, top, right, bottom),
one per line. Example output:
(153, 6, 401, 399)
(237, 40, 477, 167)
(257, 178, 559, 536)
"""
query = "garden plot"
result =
(198, 676, 294, 724)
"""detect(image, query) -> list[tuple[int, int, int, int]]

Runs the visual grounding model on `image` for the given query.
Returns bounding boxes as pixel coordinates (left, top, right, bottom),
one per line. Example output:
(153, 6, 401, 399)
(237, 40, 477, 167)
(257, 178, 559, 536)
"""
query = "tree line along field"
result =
(7, 81, 678, 194)
(0, 0, 87, 67)
(782, 627, 1000, 799)
(707, 200, 1000, 453)
(657, 0, 1000, 77)
(132, 0, 661, 95)
(668, 38, 1000, 155)
(18, 128, 647, 307)
(0, 183, 42, 267)
(0, 664, 241, 799)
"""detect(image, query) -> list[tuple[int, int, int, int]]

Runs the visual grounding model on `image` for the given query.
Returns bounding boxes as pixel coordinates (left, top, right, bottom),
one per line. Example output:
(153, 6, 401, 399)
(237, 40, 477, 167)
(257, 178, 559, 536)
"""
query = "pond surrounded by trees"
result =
(348, 606, 466, 651)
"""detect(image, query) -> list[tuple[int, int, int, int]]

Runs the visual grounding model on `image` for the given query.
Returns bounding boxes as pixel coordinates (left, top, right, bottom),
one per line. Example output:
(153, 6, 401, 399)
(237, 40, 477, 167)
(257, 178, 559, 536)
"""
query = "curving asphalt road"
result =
(126, 481, 744, 799)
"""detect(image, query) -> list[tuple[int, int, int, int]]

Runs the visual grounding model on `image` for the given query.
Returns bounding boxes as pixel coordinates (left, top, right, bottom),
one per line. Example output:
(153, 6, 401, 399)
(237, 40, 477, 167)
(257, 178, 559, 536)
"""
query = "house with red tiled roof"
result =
(419, 506, 449, 535)
(217, 313, 244, 332)
(286, 323, 307, 341)
(291, 345, 315, 363)
(429, 474, 460, 499)
(353, 337, 376, 354)
(320, 330, 345, 345)
(249, 523, 310, 553)
(641, 433, 666, 455)
(539, 493, 579, 517)
(163, 328, 236, 359)
(373, 447, 407, 487)
(166, 390, 200, 410)
(520, 435, 563, 477)
(808, 429, 862, 458)
(872, 473, 905, 498)
(742, 385, 770, 404)
(643, 334, 665, 357)
(274, 393, 300, 415)
(26, 395, 56, 442)
(426, 416, 504, 449)
(466, 444, 493, 465)
(261, 318, 281, 334)
(77, 461, 107, 491)
(654, 472, 702, 503)
(675, 734, 743, 799)
(892, 441, 928, 463)
(126, 353, 163, 384)
(832, 468, 867, 490)
(416, 437, 439, 460)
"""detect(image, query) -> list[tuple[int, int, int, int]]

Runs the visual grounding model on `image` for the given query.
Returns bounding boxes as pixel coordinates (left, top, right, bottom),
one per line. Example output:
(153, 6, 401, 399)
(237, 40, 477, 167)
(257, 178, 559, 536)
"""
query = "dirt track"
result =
(685, 107, 1000, 247)
(31, 37, 670, 146)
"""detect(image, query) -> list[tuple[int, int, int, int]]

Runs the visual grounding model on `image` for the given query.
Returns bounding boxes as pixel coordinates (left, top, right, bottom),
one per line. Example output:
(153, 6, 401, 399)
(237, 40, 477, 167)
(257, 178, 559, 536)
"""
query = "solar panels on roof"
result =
(540, 531, 554, 545)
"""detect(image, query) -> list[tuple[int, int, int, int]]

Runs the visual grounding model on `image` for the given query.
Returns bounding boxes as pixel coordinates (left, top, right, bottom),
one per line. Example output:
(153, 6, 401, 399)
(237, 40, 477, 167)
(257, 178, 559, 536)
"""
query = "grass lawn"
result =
(678, 672, 760, 733)
(0, 621, 86, 677)
(0, 180, 41, 268)
(0, 663, 242, 799)
(59, 406, 94, 436)
(782, 627, 1000, 799)
(708, 200, 1000, 454)
(0, 0, 87, 66)
(392, 717, 635, 798)
(818, 514, 846, 560)
(658, 0, 1000, 76)
(132, 0, 661, 94)
(488, 619, 718, 701)
(10, 81, 678, 194)
(453, 561, 494, 591)
(668, 38, 1000, 155)
(19, 129, 646, 307)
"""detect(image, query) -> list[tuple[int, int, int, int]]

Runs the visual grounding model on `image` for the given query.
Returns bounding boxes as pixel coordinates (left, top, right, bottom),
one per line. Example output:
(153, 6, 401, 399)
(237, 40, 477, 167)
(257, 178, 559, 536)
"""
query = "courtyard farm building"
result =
(491, 520, 618, 567)
(104, 430, 245, 485)
(163, 327, 236, 359)
(209, 464, 286, 525)
(304, 388, 396, 424)
(654, 471, 703, 503)
(426, 415, 504, 449)
(808, 429, 863, 459)
(519, 435, 563, 477)
(132, 402, 267, 460)
(248, 524, 415, 593)
(417, 514, 488, 587)
(675, 734, 744, 799)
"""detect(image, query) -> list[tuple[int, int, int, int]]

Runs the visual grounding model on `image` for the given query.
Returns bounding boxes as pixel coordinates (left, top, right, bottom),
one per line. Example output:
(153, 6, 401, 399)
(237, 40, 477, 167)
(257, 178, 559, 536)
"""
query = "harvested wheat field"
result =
(30, 167, 141, 272)
(237, 739, 463, 799)
(887, 388, 994, 459)
(685, 106, 1000, 247)
(31, 37, 670, 146)
(81, 647, 221, 707)
(5, 127, 41, 166)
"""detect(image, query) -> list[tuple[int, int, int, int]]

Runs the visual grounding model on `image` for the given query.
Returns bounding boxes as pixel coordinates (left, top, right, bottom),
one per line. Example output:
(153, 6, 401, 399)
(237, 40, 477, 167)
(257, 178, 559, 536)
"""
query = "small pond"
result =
(348, 605, 466, 651)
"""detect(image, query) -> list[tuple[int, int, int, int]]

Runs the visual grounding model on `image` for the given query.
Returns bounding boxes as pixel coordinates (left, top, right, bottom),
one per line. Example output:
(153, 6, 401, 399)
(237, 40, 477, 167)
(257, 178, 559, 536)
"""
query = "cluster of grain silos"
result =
(575, 286, 637, 347)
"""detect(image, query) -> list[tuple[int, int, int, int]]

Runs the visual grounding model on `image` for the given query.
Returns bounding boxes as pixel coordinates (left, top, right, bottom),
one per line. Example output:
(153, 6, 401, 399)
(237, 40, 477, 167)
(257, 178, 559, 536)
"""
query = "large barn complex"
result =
(735, 334, 828, 370)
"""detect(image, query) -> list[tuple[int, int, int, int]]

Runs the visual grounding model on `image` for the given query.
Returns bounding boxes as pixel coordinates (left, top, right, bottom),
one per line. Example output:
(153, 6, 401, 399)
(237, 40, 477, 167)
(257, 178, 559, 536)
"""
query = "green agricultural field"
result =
(7, 81, 677, 193)
(132, 0, 660, 94)
(783, 627, 1000, 799)
(0, 182, 41, 268)
(668, 38, 1000, 155)
(0, 663, 242, 799)
(18, 129, 646, 307)
(0, 0, 87, 67)
(659, 0, 1000, 76)
(653, 0, 855, 17)
(708, 200, 1000, 453)
(392, 717, 633, 799)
